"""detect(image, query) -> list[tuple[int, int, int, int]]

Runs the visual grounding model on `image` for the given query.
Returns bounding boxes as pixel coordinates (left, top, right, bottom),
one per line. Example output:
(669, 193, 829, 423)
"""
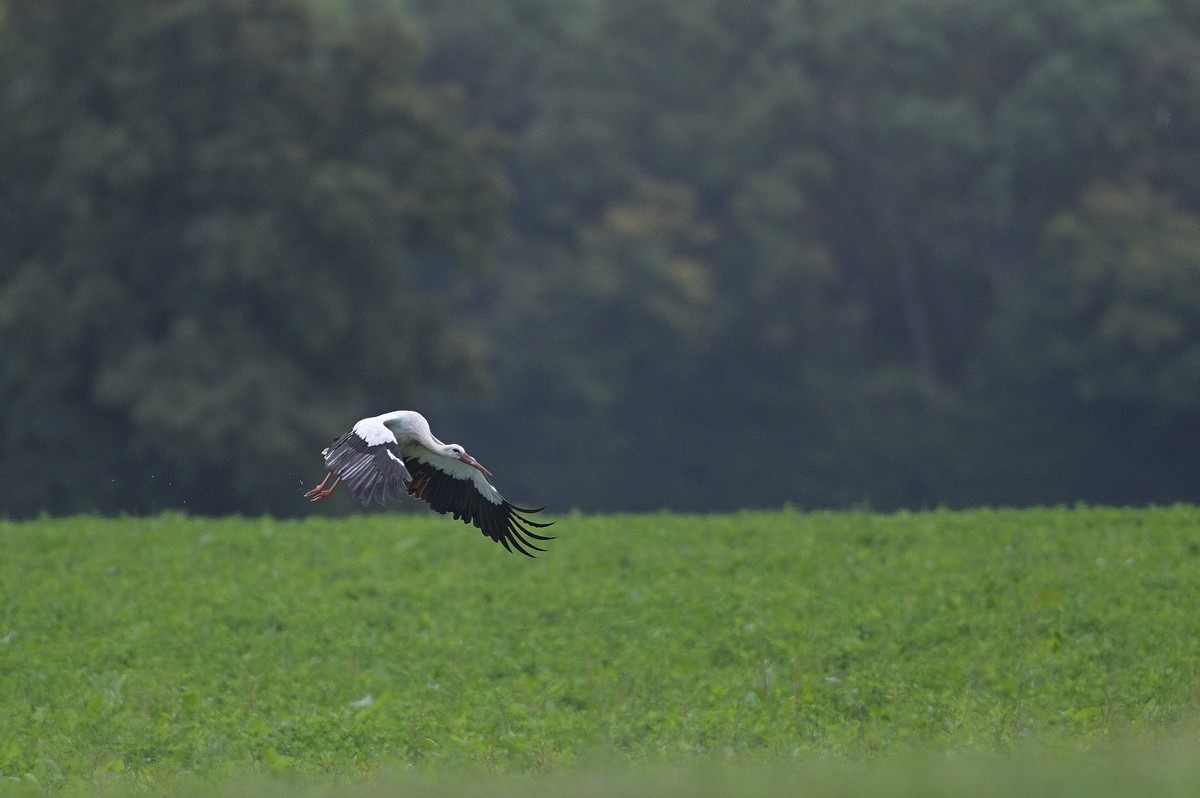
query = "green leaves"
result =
(3, 508, 1200, 792)
(1029, 183, 1200, 408)
(403, 0, 1200, 513)
(5, 0, 1200, 517)
(0, 0, 506, 516)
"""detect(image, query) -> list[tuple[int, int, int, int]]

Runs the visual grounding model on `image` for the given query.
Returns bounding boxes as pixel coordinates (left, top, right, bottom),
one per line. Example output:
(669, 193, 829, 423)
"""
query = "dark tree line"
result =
(0, 0, 505, 515)
(2, 0, 1199, 516)
(396, 0, 1200, 511)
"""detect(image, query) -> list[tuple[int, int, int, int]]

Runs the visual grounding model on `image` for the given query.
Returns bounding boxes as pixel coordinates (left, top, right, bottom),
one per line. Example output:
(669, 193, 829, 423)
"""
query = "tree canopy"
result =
(0, 0, 505, 515)
(3, 0, 1199, 516)
(395, 0, 1200, 511)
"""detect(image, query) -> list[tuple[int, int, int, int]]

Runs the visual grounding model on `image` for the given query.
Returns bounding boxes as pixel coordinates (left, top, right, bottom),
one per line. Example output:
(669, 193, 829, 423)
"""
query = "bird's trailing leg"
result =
(308, 478, 341, 502)
(304, 472, 333, 497)
(305, 473, 341, 502)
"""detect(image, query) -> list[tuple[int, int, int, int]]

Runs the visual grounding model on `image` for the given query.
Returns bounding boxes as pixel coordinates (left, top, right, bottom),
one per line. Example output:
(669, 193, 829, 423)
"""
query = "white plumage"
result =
(306, 411, 554, 556)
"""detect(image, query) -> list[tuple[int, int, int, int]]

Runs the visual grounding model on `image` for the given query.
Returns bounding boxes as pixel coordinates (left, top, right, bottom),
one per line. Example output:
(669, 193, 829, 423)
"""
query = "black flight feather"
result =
(322, 430, 411, 507)
(404, 459, 555, 557)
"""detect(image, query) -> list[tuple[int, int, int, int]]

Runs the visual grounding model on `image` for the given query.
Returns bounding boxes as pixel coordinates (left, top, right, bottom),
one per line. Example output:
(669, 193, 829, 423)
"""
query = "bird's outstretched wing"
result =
(323, 430, 411, 507)
(403, 456, 555, 557)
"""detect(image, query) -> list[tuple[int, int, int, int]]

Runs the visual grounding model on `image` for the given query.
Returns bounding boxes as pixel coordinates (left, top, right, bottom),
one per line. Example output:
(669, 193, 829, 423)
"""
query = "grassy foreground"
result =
(1, 507, 1199, 795)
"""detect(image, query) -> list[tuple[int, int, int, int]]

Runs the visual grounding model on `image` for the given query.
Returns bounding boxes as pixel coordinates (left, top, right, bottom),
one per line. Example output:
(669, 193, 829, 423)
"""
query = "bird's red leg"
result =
(304, 472, 334, 498)
(308, 477, 341, 503)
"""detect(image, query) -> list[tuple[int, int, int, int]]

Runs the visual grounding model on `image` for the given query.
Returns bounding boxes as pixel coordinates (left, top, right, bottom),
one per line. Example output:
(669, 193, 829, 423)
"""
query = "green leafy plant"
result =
(1, 507, 1199, 794)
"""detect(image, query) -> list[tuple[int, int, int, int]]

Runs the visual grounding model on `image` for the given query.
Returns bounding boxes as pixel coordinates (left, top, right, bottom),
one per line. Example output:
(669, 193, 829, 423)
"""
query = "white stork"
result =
(305, 410, 554, 556)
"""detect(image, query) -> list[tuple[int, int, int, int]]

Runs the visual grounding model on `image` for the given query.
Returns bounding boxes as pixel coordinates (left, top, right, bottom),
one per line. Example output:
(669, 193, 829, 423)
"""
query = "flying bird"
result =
(305, 410, 554, 556)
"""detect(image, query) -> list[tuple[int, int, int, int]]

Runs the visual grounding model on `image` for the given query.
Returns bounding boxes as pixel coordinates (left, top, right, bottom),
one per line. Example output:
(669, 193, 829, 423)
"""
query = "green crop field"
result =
(2, 507, 1199, 796)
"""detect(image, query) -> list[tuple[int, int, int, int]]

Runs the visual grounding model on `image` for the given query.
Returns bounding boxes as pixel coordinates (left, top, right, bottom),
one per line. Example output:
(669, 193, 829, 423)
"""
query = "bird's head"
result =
(445, 444, 492, 477)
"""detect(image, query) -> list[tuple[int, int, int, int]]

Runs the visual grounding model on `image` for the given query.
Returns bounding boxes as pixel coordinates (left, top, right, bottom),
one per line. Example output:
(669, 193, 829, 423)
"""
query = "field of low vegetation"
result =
(1, 507, 1199, 795)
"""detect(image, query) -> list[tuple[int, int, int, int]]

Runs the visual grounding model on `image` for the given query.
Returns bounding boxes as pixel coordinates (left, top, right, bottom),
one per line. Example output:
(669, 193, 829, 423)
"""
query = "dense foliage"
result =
(394, 0, 1200, 512)
(2, 0, 1199, 514)
(2, 509, 1199, 792)
(0, 0, 504, 515)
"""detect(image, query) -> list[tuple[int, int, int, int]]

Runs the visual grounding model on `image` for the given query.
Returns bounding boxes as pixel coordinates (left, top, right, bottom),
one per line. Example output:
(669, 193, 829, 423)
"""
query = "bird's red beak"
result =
(460, 452, 492, 477)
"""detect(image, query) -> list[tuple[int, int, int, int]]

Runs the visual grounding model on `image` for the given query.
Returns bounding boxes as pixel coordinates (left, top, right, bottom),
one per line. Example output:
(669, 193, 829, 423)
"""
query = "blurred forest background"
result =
(2, 0, 1199, 517)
